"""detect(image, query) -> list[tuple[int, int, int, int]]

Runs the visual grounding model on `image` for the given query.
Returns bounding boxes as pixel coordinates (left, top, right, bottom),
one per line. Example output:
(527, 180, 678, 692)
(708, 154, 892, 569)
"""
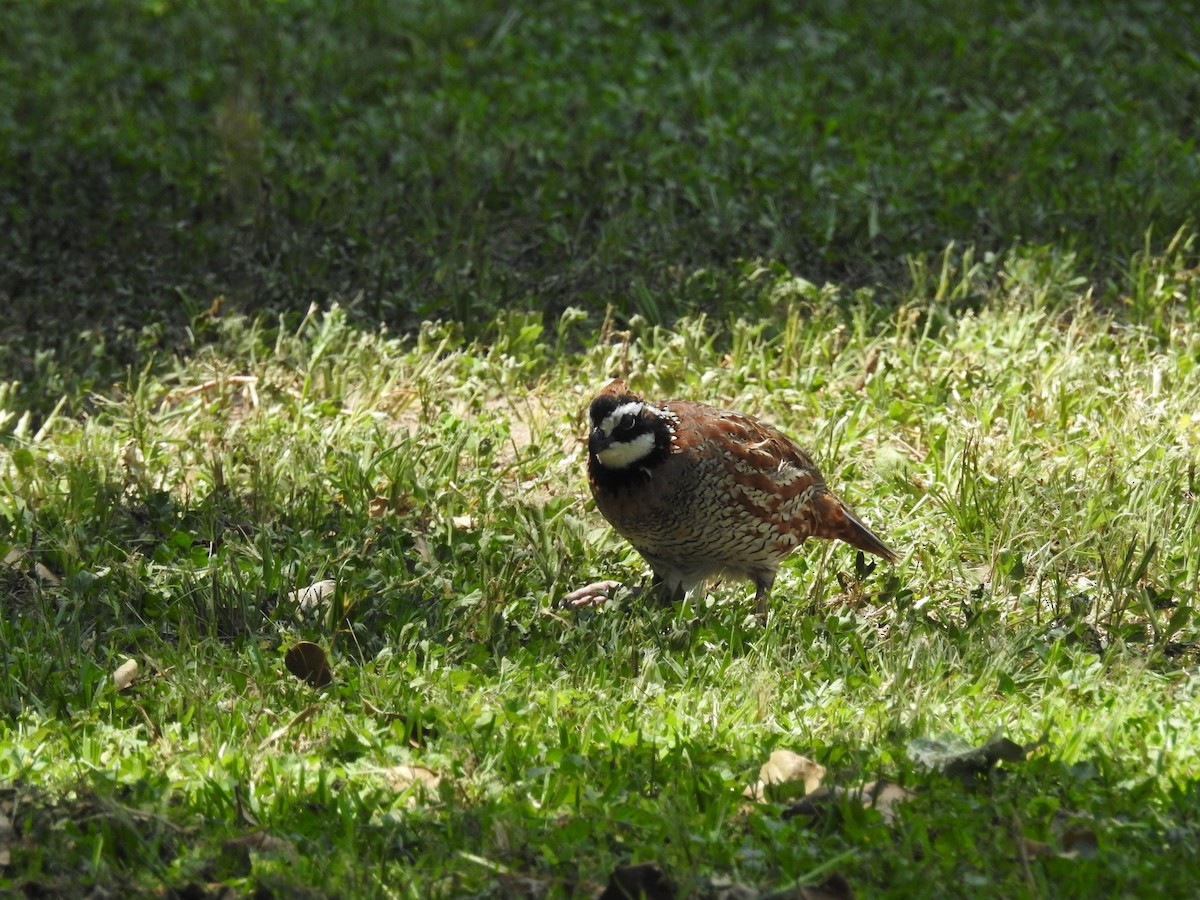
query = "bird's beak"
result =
(589, 427, 611, 456)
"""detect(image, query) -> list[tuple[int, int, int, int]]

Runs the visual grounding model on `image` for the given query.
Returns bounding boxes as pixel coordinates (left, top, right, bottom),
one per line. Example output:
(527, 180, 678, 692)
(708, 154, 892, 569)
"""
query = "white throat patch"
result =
(595, 430, 657, 469)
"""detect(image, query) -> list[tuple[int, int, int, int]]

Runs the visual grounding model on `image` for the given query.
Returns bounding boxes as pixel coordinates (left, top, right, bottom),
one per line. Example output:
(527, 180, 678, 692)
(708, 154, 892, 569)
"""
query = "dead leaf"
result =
(451, 514, 477, 530)
(229, 832, 296, 855)
(284, 641, 331, 687)
(598, 861, 675, 900)
(362, 699, 439, 746)
(494, 873, 556, 899)
(782, 780, 913, 827)
(693, 875, 757, 900)
(287, 580, 337, 615)
(3, 547, 60, 586)
(413, 532, 436, 568)
(850, 346, 881, 392)
(752, 873, 855, 900)
(257, 704, 321, 752)
(234, 782, 259, 828)
(383, 764, 442, 805)
(0, 810, 12, 867)
(908, 730, 1047, 777)
(798, 873, 854, 900)
(33, 562, 59, 585)
(368, 496, 391, 518)
(745, 750, 826, 802)
(782, 785, 845, 825)
(121, 440, 147, 481)
(113, 658, 139, 691)
(220, 831, 297, 876)
(1017, 837, 1055, 859)
(857, 779, 915, 825)
(1061, 826, 1099, 859)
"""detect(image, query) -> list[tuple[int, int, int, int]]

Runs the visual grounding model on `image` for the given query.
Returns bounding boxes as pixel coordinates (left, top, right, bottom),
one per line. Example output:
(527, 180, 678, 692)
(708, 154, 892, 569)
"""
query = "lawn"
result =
(2, 1, 1200, 898)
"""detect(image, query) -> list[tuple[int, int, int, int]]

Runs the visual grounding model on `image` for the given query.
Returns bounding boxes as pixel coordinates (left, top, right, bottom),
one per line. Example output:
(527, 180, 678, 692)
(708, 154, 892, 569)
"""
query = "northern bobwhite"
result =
(585, 378, 898, 618)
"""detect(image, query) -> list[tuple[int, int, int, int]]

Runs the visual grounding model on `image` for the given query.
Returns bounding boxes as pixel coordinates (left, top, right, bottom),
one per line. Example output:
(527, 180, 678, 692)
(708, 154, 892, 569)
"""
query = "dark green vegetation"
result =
(2, 1, 1200, 897)
(3, 0, 1199, 404)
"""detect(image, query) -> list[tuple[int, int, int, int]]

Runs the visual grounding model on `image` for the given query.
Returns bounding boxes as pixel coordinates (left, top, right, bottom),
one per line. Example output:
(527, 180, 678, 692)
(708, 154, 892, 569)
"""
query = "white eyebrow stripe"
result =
(602, 400, 648, 434)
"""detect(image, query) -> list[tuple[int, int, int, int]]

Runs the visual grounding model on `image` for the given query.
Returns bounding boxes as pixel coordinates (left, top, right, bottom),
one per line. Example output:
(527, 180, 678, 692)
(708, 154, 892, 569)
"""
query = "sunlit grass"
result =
(2, 241, 1200, 896)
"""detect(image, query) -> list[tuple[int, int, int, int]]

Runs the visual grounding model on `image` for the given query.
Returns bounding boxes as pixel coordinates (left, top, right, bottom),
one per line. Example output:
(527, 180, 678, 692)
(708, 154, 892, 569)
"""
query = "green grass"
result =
(3, 242, 1200, 896)
(3, 0, 1200, 896)
(3, 0, 1200, 411)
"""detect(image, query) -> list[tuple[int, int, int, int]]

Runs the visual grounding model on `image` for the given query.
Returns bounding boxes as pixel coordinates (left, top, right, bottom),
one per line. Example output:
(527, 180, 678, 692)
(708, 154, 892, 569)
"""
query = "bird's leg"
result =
(752, 573, 775, 623)
(651, 572, 685, 607)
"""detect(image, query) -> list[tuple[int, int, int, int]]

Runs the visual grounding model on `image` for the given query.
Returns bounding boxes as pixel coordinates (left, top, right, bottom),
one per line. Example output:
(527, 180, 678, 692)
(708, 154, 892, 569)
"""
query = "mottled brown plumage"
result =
(586, 379, 897, 618)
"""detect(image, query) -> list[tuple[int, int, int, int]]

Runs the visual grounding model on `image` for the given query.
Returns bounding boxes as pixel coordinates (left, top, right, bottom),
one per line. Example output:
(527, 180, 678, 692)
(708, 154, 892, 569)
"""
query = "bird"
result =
(584, 378, 898, 619)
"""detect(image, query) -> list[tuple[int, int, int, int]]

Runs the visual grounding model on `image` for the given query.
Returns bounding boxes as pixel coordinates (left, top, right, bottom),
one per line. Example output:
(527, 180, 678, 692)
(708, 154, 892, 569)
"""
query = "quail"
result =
(584, 378, 898, 618)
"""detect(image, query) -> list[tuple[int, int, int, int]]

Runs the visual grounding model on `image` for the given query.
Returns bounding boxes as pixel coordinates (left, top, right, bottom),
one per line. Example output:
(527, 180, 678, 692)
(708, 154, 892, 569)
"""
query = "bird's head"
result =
(587, 381, 672, 472)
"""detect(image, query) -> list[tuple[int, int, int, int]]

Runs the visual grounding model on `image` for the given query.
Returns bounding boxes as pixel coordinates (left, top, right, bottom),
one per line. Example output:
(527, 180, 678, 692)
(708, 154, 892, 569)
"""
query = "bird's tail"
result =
(813, 489, 899, 563)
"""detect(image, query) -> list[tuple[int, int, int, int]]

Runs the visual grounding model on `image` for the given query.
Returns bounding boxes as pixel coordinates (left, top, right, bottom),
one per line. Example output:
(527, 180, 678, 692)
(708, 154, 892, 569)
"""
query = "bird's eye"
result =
(619, 413, 637, 432)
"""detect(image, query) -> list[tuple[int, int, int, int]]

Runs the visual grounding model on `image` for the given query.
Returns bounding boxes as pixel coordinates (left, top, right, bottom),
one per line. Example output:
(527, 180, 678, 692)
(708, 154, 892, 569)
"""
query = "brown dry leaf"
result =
(384, 764, 442, 806)
(729, 873, 854, 900)
(781, 786, 842, 824)
(287, 580, 337, 616)
(220, 830, 297, 876)
(850, 346, 881, 392)
(113, 658, 139, 691)
(598, 861, 675, 900)
(857, 779, 915, 825)
(1061, 826, 1099, 859)
(494, 873, 556, 899)
(33, 562, 59, 585)
(0, 810, 12, 867)
(384, 763, 441, 791)
(3, 547, 61, 586)
(1017, 837, 1055, 859)
(121, 440, 147, 481)
(368, 495, 391, 518)
(744, 749, 826, 802)
(284, 641, 332, 687)
(411, 529, 433, 561)
(362, 699, 438, 746)
(782, 780, 913, 827)
(797, 873, 854, 900)
(223, 831, 296, 855)
(693, 875, 757, 900)
(234, 782, 259, 828)
(257, 704, 321, 752)
(451, 514, 477, 530)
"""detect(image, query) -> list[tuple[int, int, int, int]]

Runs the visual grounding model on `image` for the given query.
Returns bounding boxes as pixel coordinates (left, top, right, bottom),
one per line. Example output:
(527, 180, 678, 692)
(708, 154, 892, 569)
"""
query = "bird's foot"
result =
(560, 580, 623, 609)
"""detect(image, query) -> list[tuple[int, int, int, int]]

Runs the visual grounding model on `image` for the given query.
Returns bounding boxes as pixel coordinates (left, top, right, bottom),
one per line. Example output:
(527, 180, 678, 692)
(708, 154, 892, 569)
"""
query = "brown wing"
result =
(665, 401, 898, 562)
